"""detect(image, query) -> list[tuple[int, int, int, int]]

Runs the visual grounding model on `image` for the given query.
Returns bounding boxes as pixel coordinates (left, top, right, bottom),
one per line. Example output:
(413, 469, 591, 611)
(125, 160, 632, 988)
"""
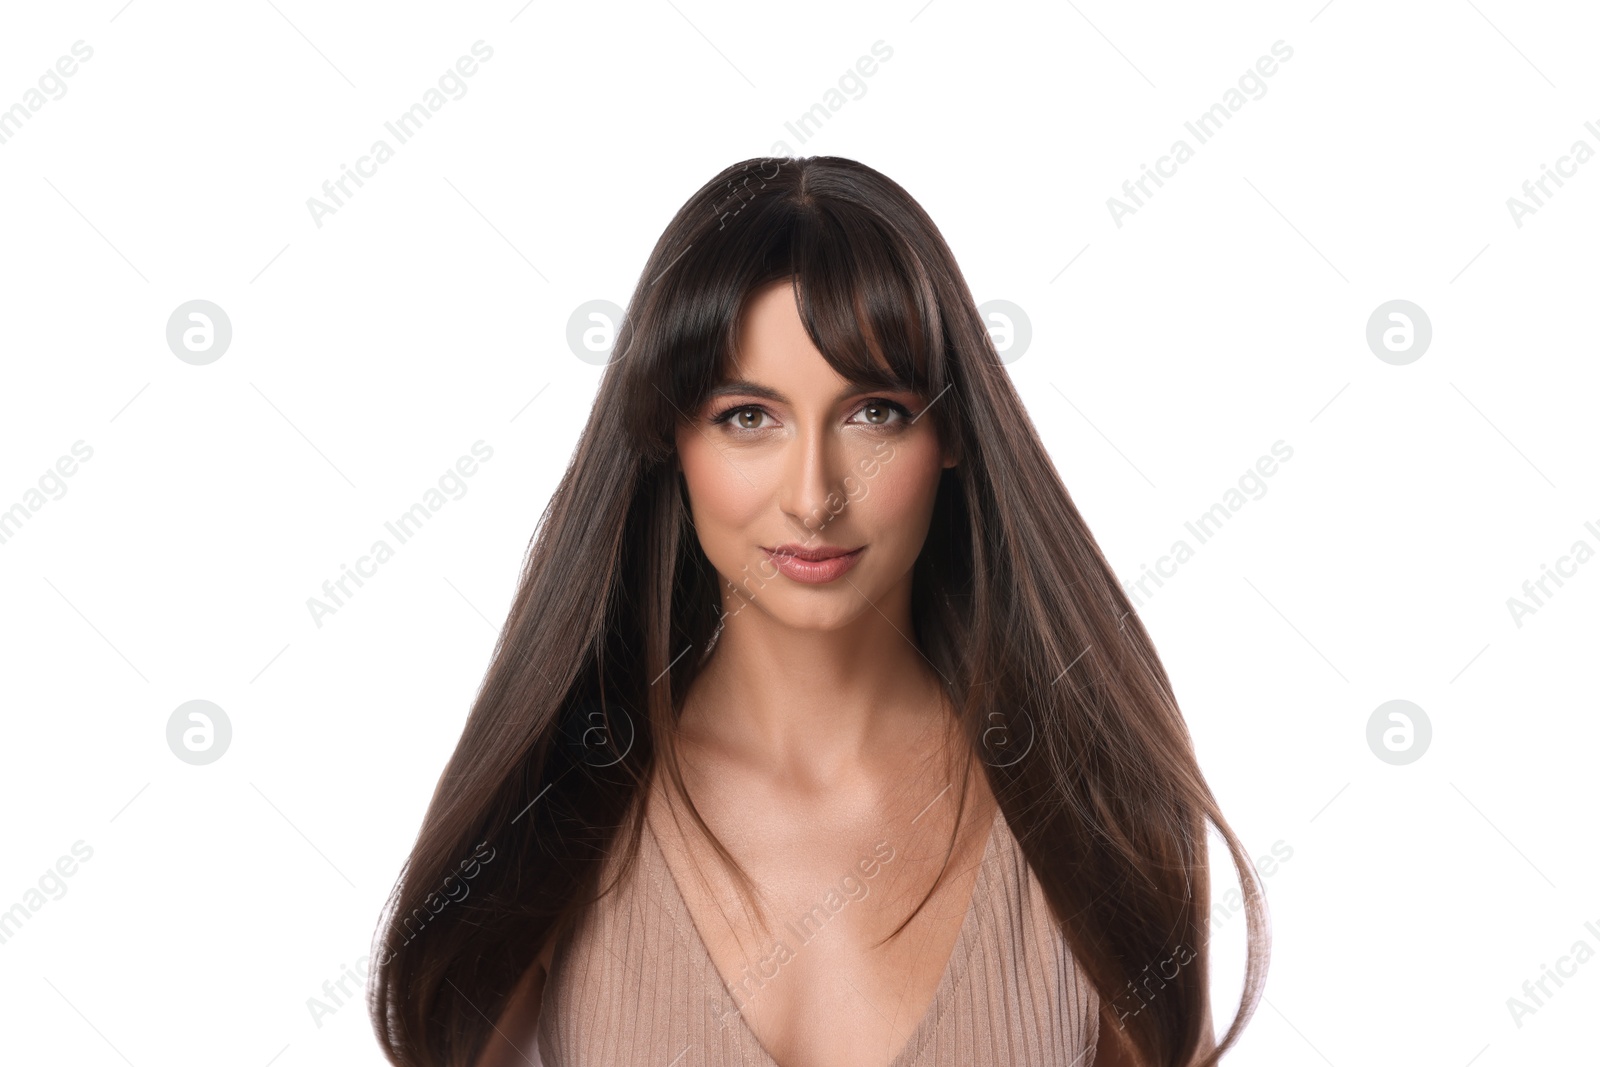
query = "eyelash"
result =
(708, 398, 915, 433)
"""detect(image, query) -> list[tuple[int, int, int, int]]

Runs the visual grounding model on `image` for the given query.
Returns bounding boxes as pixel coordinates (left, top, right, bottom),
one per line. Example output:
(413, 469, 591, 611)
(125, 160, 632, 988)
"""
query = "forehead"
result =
(725, 279, 899, 397)
(733, 280, 816, 367)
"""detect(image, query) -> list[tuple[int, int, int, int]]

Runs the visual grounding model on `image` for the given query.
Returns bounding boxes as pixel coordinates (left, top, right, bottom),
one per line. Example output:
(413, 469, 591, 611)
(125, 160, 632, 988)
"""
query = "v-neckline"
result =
(642, 806, 1005, 1067)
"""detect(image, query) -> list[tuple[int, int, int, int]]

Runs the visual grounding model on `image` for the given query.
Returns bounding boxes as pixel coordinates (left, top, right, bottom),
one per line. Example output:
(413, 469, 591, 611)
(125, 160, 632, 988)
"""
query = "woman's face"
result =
(674, 278, 955, 632)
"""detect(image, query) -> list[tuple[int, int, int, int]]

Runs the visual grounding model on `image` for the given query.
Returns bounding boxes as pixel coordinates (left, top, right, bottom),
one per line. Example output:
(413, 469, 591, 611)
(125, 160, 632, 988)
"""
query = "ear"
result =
(940, 434, 961, 470)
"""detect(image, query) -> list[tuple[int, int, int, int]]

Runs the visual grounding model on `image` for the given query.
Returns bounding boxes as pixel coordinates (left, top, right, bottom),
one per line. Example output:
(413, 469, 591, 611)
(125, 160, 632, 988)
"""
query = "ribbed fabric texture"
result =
(536, 808, 1099, 1066)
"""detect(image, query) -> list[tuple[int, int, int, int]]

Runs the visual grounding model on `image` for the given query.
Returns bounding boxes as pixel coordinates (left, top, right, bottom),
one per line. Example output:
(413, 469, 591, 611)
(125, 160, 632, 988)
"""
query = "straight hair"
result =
(369, 154, 1268, 1067)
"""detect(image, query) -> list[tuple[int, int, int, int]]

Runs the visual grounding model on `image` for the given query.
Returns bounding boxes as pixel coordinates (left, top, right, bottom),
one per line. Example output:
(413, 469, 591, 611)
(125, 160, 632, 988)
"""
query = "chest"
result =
(641, 788, 999, 1067)
(535, 797, 1102, 1067)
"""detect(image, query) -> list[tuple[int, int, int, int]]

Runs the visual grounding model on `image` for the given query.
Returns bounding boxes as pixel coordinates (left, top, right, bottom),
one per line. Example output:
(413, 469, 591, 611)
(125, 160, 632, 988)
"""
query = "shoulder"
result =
(534, 930, 557, 975)
(470, 930, 559, 1067)
(1088, 1006, 1140, 1067)
(1000, 818, 1108, 1060)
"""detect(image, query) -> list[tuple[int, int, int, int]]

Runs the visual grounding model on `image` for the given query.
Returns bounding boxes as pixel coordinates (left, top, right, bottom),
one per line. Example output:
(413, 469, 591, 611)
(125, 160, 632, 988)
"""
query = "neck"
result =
(678, 576, 951, 780)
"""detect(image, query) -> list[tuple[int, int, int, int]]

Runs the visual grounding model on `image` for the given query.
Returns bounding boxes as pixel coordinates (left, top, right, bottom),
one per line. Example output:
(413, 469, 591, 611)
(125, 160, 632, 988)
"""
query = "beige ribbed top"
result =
(535, 807, 1100, 1066)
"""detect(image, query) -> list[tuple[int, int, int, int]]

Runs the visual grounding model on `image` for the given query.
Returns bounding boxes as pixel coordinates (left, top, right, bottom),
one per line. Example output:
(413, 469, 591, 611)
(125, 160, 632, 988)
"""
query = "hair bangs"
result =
(787, 199, 945, 401)
(628, 197, 951, 463)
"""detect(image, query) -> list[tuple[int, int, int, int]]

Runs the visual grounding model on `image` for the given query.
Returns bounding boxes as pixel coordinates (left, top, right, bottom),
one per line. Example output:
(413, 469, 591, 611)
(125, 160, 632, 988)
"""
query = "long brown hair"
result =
(369, 154, 1268, 1067)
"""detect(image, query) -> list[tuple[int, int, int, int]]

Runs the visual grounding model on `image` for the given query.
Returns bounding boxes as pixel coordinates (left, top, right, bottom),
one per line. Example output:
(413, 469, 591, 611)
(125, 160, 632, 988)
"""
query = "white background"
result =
(1, 1, 1596, 1064)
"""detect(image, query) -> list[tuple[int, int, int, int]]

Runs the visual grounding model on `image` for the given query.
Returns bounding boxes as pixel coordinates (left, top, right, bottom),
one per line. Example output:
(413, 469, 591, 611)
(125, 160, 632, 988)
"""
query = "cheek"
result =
(676, 431, 769, 537)
(850, 437, 944, 532)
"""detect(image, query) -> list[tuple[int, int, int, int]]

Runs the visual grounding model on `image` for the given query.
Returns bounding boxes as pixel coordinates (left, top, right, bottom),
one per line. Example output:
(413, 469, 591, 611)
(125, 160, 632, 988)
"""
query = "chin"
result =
(758, 594, 870, 633)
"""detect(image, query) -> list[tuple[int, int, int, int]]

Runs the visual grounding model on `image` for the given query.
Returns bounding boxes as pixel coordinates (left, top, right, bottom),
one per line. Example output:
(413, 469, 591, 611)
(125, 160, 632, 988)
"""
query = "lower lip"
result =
(763, 547, 864, 585)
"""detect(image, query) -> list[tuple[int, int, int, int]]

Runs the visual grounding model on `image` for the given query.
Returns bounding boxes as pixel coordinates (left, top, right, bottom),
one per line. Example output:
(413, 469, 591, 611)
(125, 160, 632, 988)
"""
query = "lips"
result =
(761, 543, 865, 584)
(765, 542, 859, 562)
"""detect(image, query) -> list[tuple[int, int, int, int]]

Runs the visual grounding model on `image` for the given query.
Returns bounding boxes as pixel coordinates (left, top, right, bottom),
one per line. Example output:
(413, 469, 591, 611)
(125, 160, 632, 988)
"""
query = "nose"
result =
(775, 420, 844, 543)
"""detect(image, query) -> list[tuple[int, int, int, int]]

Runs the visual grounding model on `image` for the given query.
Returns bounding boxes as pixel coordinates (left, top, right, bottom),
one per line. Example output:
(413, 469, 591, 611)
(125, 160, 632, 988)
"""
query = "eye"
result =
(849, 398, 914, 428)
(709, 404, 775, 431)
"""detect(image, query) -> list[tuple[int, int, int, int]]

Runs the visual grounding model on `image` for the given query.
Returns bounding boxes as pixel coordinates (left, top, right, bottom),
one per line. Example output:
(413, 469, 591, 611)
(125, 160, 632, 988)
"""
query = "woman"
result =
(370, 155, 1268, 1067)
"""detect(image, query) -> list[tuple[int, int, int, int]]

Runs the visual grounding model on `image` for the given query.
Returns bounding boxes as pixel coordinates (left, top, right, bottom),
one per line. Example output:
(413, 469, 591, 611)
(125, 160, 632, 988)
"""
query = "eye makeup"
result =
(707, 397, 915, 433)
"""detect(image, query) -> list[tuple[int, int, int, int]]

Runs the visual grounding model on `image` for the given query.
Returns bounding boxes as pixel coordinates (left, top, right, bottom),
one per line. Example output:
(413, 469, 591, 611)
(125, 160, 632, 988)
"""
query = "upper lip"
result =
(764, 543, 862, 562)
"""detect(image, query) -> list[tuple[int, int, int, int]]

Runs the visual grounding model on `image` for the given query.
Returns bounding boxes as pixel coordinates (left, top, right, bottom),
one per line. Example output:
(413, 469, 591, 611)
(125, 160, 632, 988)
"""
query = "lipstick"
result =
(761, 543, 864, 585)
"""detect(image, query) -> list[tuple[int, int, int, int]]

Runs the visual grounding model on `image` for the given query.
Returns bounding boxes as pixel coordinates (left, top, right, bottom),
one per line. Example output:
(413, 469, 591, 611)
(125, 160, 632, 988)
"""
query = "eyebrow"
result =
(704, 378, 911, 404)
